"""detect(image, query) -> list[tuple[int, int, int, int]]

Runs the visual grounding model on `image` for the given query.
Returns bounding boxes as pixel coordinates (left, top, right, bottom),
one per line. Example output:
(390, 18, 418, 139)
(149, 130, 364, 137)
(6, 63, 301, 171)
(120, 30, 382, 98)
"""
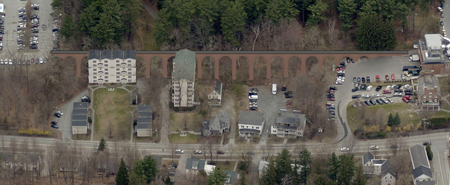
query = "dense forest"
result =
(52, 0, 443, 51)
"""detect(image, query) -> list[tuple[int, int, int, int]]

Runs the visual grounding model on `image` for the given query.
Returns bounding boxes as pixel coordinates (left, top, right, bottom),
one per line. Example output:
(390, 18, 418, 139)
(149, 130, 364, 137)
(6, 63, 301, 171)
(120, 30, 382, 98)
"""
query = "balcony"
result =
(98, 63, 104, 67)
(121, 63, 127, 67)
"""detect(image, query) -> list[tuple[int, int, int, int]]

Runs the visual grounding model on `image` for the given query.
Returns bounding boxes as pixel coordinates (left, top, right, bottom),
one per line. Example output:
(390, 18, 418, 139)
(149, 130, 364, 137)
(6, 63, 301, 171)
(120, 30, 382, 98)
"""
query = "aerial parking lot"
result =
(0, 0, 58, 63)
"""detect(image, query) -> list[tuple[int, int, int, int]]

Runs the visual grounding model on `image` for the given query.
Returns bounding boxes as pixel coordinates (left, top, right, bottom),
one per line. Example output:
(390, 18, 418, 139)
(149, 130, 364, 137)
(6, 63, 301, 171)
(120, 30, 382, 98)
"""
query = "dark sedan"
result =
(375, 86, 382, 92)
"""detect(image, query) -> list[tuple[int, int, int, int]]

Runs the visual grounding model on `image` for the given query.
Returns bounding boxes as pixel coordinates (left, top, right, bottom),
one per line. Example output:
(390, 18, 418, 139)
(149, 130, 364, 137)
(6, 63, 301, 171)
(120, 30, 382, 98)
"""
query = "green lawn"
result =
(431, 111, 450, 118)
(93, 88, 132, 141)
(347, 102, 420, 133)
(71, 134, 90, 140)
(438, 77, 450, 97)
(168, 133, 197, 144)
(125, 86, 136, 91)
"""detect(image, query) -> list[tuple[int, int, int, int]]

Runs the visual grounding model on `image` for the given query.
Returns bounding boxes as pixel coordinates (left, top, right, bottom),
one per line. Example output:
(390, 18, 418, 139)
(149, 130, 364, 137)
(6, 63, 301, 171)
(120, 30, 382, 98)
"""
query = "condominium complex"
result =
(88, 50, 137, 84)
(172, 49, 196, 107)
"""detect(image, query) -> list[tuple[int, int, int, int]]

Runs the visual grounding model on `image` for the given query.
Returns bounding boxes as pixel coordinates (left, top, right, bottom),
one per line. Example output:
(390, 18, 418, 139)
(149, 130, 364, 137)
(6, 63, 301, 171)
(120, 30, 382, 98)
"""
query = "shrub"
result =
(426, 144, 433, 160)
(377, 132, 386, 138)
(18, 128, 51, 136)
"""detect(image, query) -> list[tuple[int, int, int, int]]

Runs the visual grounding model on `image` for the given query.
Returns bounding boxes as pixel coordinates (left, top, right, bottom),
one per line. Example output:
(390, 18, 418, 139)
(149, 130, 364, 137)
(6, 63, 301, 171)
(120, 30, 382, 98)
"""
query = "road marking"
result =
(437, 151, 445, 185)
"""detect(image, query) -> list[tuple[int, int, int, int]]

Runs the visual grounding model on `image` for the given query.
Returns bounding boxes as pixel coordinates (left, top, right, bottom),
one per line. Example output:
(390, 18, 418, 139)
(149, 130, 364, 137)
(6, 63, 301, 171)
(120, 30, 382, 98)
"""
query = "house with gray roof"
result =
(202, 111, 230, 136)
(270, 111, 306, 138)
(72, 102, 88, 135)
(135, 105, 152, 137)
(417, 74, 441, 111)
(185, 158, 215, 176)
(172, 49, 196, 107)
(360, 152, 396, 185)
(207, 79, 223, 106)
(88, 50, 136, 84)
(409, 145, 435, 185)
(223, 170, 238, 185)
(238, 111, 265, 137)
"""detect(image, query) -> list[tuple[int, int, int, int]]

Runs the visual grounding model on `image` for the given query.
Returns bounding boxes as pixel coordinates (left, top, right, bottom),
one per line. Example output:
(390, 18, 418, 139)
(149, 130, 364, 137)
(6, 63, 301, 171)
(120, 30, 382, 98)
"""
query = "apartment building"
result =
(238, 111, 265, 137)
(88, 50, 137, 84)
(172, 49, 196, 107)
(417, 74, 441, 111)
(270, 111, 306, 138)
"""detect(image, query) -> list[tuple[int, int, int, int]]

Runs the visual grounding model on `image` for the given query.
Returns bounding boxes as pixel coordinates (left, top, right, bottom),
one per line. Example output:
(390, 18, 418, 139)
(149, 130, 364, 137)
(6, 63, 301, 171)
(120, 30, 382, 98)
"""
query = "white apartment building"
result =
(172, 49, 196, 107)
(238, 111, 265, 137)
(88, 50, 137, 84)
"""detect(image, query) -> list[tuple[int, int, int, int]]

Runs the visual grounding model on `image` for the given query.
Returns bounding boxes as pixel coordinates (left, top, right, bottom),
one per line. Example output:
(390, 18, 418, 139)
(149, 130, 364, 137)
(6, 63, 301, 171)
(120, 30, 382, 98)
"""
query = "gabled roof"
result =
(416, 181, 436, 185)
(222, 170, 238, 184)
(72, 109, 88, 115)
(138, 105, 153, 113)
(239, 111, 264, 126)
(136, 124, 150, 129)
(88, 50, 101, 60)
(409, 145, 430, 169)
(185, 158, 206, 170)
(112, 50, 123, 59)
(362, 152, 374, 165)
(124, 50, 136, 59)
(138, 112, 153, 118)
(101, 50, 112, 59)
(412, 165, 432, 179)
(72, 120, 87, 126)
(418, 74, 441, 97)
(380, 160, 393, 177)
(276, 112, 306, 128)
(72, 114, 87, 121)
(137, 117, 152, 124)
(73, 102, 88, 110)
(209, 111, 230, 132)
(172, 49, 196, 82)
(208, 79, 222, 95)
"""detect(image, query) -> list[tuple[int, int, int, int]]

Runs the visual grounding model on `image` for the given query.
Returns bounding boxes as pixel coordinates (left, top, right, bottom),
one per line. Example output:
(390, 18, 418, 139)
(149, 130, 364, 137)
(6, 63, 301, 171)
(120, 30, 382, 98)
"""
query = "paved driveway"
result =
(334, 55, 413, 143)
(52, 89, 89, 141)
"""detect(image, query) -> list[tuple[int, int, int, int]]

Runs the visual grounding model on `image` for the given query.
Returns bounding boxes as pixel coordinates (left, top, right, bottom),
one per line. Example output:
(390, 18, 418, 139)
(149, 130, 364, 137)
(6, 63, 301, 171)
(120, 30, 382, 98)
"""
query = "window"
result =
(93, 64, 97, 67)
(116, 72, 120, 74)
(128, 60, 131, 63)
(105, 80, 109, 82)
(93, 80, 97, 82)
(116, 80, 120, 82)
(128, 68, 131, 71)
(128, 72, 131, 74)
(128, 76, 131, 78)
(93, 69, 97, 71)
(93, 72, 97, 75)
(104, 60, 107, 63)
(252, 126, 254, 129)
(105, 69, 108, 71)
(116, 64, 120, 66)
(105, 76, 108, 78)
(105, 72, 109, 75)
(128, 64, 131, 66)
(256, 127, 259, 129)
(116, 76, 120, 78)
(241, 126, 244, 128)
(116, 60, 119, 63)
(128, 80, 131, 82)
(93, 76, 97, 79)
(105, 64, 108, 67)
(93, 60, 96, 63)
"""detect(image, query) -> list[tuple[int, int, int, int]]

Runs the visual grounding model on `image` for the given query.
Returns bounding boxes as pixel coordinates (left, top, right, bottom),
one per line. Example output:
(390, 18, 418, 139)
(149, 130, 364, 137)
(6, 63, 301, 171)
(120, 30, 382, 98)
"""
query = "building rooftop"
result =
(372, 159, 386, 165)
(425, 34, 442, 50)
(209, 79, 222, 95)
(381, 160, 393, 177)
(138, 105, 153, 113)
(223, 170, 238, 184)
(412, 165, 432, 179)
(362, 152, 374, 165)
(101, 50, 113, 60)
(72, 120, 87, 127)
(239, 111, 264, 126)
(416, 180, 436, 185)
(73, 102, 88, 109)
(112, 50, 123, 59)
(136, 124, 150, 129)
(172, 49, 196, 82)
(417, 74, 441, 97)
(409, 145, 430, 169)
(72, 114, 87, 121)
(185, 158, 206, 170)
(209, 111, 230, 132)
(88, 50, 101, 60)
(72, 109, 88, 115)
(276, 112, 306, 127)
(124, 50, 136, 59)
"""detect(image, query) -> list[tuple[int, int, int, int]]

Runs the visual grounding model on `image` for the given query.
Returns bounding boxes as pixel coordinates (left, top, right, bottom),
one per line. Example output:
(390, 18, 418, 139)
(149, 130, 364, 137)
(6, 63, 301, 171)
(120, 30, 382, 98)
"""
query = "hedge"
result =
(18, 128, 51, 136)
(428, 117, 450, 129)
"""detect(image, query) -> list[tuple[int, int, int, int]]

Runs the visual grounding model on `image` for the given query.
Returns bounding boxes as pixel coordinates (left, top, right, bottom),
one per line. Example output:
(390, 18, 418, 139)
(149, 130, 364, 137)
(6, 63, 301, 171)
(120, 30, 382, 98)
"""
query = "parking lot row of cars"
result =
(0, 57, 47, 65)
(18, 5, 40, 50)
(248, 88, 258, 111)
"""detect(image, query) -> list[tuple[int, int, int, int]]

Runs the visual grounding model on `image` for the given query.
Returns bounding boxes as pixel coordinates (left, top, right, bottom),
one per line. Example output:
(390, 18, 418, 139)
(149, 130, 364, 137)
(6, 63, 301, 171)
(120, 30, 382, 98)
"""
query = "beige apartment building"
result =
(172, 49, 196, 107)
(88, 50, 137, 84)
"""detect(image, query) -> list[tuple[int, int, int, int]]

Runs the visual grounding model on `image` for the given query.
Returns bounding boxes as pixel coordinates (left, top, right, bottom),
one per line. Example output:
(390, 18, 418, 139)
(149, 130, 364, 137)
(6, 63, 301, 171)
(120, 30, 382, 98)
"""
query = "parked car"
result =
(327, 98, 335, 101)
(385, 75, 389, 81)
(340, 147, 349, 152)
(175, 149, 184, 154)
(366, 76, 370, 83)
(362, 77, 365, 83)
(391, 74, 395, 80)
(383, 89, 391, 94)
(54, 113, 61, 118)
(360, 84, 367, 90)
(364, 100, 371, 106)
(367, 85, 373, 91)
(51, 121, 57, 125)
(281, 85, 286, 91)
(194, 150, 202, 154)
(217, 150, 225, 154)
(370, 145, 379, 150)
(353, 77, 357, 83)
(329, 86, 338, 90)
(369, 99, 376, 105)
(375, 86, 382, 92)
(352, 87, 359, 92)
(51, 125, 59, 129)
(352, 95, 361, 99)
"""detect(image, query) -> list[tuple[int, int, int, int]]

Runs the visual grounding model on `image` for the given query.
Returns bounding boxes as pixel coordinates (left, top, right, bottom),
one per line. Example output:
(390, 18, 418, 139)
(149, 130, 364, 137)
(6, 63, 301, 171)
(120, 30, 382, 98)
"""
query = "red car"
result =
(385, 75, 389, 80)
(327, 98, 335, 101)
(391, 74, 395, 80)
(402, 95, 412, 102)
(376, 75, 380, 82)
(382, 89, 391, 94)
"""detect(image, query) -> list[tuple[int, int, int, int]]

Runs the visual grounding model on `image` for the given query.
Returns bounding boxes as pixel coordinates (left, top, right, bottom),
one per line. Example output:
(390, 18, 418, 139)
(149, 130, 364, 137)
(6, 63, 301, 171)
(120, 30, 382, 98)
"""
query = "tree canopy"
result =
(116, 159, 130, 185)
(355, 12, 396, 50)
(131, 156, 159, 184)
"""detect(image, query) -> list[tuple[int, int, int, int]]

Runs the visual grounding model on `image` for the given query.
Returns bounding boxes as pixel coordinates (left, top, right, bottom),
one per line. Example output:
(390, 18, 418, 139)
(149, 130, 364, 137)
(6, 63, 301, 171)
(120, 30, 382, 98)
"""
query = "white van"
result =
(272, 84, 277, 95)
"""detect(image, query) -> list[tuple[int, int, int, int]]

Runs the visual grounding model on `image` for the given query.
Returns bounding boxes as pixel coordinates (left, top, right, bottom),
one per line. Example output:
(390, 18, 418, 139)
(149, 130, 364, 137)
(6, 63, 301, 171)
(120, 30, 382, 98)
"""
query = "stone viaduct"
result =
(50, 50, 408, 80)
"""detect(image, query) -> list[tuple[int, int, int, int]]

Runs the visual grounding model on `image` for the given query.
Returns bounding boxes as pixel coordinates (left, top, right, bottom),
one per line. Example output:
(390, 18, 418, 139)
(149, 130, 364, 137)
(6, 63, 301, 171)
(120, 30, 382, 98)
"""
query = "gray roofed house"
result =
(73, 102, 88, 109)
(207, 79, 223, 106)
(413, 166, 432, 179)
(238, 111, 265, 137)
(416, 181, 437, 185)
(417, 74, 441, 111)
(380, 160, 396, 185)
(112, 50, 124, 59)
(171, 49, 196, 107)
(124, 50, 136, 59)
(203, 111, 230, 136)
(223, 170, 238, 185)
(72, 109, 88, 115)
(88, 50, 101, 60)
(72, 102, 88, 135)
(409, 145, 430, 169)
(136, 105, 153, 137)
(271, 112, 306, 138)
(101, 50, 112, 59)
(362, 152, 374, 166)
(185, 158, 215, 175)
(72, 114, 87, 121)
(72, 120, 87, 127)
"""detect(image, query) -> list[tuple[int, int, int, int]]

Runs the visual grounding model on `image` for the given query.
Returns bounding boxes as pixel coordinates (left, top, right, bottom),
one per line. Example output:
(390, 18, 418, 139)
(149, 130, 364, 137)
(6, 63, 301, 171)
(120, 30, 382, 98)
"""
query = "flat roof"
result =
(424, 34, 442, 50)
(239, 111, 264, 126)
(72, 120, 87, 126)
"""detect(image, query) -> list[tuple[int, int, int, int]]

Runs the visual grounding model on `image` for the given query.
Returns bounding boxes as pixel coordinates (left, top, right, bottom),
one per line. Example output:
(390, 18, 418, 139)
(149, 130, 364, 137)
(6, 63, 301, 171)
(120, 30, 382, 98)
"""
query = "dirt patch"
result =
(169, 112, 202, 132)
(93, 88, 132, 141)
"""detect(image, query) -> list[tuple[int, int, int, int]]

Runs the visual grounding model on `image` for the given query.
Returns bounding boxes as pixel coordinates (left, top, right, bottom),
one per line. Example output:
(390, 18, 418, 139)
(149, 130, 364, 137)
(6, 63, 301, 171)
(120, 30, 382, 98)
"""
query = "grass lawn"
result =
(215, 161, 236, 171)
(439, 77, 450, 97)
(347, 103, 420, 133)
(168, 133, 197, 144)
(93, 88, 132, 141)
(431, 111, 450, 118)
(125, 86, 135, 91)
(169, 112, 202, 132)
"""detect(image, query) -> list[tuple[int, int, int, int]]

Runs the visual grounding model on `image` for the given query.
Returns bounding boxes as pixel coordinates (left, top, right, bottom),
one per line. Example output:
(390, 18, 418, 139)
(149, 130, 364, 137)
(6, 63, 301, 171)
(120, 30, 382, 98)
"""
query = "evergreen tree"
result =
(388, 113, 394, 126)
(298, 149, 312, 184)
(220, 1, 247, 46)
(351, 165, 366, 185)
(394, 112, 401, 125)
(275, 149, 293, 184)
(164, 176, 173, 185)
(239, 171, 247, 185)
(306, 0, 328, 26)
(116, 159, 129, 185)
(326, 152, 339, 182)
(337, 0, 357, 39)
(264, 0, 299, 24)
(207, 168, 226, 185)
(259, 159, 277, 185)
(132, 156, 159, 184)
(98, 137, 107, 151)
(356, 12, 396, 50)
(337, 154, 355, 185)
(426, 144, 433, 160)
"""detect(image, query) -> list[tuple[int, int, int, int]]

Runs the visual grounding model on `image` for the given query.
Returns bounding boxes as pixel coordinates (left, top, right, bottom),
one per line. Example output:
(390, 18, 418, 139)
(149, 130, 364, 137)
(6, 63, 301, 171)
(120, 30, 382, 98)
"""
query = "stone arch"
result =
(219, 56, 233, 88)
(236, 56, 249, 82)
(288, 56, 302, 77)
(271, 56, 284, 80)
(323, 56, 336, 72)
(201, 56, 215, 83)
(166, 56, 175, 78)
(253, 56, 267, 81)
(305, 56, 318, 73)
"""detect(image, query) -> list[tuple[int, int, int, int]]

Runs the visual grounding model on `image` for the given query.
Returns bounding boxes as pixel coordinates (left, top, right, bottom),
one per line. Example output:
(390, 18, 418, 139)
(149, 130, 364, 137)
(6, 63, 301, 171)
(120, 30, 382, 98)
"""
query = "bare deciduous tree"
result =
(20, 139, 29, 154)
(344, 137, 357, 153)
(385, 137, 406, 156)
(169, 144, 178, 162)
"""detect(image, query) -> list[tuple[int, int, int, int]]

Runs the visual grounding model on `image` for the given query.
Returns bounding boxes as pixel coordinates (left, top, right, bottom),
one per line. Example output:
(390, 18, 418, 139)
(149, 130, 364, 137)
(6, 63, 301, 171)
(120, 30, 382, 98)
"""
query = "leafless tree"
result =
(169, 144, 178, 162)
(326, 18, 337, 44)
(236, 143, 255, 163)
(251, 23, 261, 51)
(344, 137, 357, 153)
(206, 138, 218, 162)
(31, 139, 39, 154)
(385, 137, 406, 156)
(122, 142, 140, 169)
(20, 139, 29, 155)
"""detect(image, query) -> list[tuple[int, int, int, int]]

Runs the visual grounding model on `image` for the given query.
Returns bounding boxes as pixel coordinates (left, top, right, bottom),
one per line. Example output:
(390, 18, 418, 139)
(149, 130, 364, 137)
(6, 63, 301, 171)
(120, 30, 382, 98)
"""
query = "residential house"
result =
(409, 145, 435, 185)
(88, 50, 137, 84)
(361, 152, 396, 185)
(0, 153, 41, 175)
(202, 111, 230, 136)
(238, 111, 265, 137)
(72, 102, 88, 135)
(185, 158, 215, 176)
(172, 49, 196, 107)
(135, 105, 153, 137)
(270, 111, 306, 138)
(417, 74, 441, 111)
(223, 170, 238, 185)
(259, 160, 303, 178)
(207, 79, 222, 106)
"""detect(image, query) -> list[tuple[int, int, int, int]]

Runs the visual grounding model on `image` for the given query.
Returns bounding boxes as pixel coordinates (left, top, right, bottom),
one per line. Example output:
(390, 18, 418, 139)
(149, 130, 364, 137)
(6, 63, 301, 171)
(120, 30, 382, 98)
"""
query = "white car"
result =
(361, 94, 370, 98)
(370, 145, 379, 150)
(0, 59, 3, 65)
(367, 85, 373, 91)
(56, 111, 64, 116)
(175, 149, 184, 154)
(371, 94, 380, 97)
(39, 58, 44, 64)
(8, 59, 12, 65)
(340, 147, 349, 152)
(194, 150, 202, 154)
